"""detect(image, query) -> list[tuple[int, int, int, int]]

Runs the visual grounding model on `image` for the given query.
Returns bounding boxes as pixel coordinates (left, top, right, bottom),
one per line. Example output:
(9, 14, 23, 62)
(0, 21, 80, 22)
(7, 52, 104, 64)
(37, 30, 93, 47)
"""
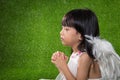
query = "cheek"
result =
(61, 30, 79, 46)
(71, 35, 79, 42)
(61, 35, 73, 45)
(65, 34, 78, 44)
(70, 33, 81, 44)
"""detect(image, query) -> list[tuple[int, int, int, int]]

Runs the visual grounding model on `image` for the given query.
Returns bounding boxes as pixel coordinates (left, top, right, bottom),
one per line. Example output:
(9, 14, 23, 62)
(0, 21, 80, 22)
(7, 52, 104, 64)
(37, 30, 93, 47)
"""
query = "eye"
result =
(65, 28, 69, 31)
(64, 27, 70, 31)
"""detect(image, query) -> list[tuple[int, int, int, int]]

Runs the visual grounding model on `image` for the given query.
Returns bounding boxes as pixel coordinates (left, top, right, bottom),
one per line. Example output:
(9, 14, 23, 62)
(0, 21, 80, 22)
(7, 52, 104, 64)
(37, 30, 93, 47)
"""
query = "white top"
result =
(55, 51, 102, 80)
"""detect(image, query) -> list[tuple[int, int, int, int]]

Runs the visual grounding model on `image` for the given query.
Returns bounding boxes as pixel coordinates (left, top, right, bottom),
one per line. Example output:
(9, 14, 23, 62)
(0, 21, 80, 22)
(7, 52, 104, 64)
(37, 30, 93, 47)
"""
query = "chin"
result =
(61, 42, 71, 46)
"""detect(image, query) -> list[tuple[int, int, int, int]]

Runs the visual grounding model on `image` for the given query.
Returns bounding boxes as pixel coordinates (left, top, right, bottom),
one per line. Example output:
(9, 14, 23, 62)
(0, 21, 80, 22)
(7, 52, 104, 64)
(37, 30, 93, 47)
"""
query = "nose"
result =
(60, 29, 63, 35)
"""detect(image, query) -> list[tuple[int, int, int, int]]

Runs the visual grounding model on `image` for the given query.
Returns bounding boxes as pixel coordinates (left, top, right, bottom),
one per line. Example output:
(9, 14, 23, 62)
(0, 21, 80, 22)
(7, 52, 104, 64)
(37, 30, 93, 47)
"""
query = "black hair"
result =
(62, 9, 100, 59)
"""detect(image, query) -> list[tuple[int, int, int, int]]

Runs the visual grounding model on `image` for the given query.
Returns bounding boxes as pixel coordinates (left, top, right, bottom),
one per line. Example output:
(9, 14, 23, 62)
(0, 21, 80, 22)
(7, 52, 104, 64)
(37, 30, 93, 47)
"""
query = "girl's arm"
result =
(60, 63, 76, 80)
(51, 52, 76, 80)
(60, 52, 92, 80)
(76, 52, 92, 80)
(51, 52, 92, 80)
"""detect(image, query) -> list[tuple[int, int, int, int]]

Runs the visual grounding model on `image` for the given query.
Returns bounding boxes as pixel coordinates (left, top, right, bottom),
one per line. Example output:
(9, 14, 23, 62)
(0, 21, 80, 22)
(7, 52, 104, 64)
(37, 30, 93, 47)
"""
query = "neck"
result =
(72, 42, 80, 53)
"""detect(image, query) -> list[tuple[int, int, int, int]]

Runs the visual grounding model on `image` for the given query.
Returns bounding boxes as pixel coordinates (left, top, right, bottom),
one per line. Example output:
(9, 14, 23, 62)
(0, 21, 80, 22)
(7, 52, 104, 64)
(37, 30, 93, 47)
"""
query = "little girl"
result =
(51, 9, 120, 80)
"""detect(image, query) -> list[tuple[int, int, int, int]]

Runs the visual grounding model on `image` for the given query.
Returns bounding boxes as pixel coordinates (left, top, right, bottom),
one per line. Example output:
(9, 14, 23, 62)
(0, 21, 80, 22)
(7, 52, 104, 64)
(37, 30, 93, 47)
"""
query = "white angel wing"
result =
(85, 35, 120, 80)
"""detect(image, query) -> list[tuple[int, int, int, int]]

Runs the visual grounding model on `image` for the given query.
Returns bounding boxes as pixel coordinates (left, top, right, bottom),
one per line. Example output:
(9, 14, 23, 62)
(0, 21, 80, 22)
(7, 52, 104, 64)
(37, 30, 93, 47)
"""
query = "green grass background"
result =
(0, 0, 120, 80)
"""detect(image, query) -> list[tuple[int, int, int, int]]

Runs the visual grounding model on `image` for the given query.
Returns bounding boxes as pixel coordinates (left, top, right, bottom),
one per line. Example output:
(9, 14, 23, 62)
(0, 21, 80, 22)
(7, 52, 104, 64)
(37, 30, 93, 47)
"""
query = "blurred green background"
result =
(0, 0, 120, 80)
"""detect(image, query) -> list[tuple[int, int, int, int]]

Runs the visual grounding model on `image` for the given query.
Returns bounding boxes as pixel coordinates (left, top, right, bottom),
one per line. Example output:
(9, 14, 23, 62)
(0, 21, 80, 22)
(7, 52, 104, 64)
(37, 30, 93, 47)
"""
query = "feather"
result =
(85, 35, 120, 80)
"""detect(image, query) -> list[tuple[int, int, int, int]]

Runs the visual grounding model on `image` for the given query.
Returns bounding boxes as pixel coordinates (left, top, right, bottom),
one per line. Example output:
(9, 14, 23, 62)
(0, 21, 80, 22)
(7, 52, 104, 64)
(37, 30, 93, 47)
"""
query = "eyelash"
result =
(65, 29, 69, 31)
(64, 28, 69, 31)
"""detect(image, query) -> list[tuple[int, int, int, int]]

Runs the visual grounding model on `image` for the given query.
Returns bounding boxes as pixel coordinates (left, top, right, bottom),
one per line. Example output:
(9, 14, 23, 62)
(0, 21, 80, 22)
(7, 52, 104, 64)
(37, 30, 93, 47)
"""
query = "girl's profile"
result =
(51, 9, 120, 80)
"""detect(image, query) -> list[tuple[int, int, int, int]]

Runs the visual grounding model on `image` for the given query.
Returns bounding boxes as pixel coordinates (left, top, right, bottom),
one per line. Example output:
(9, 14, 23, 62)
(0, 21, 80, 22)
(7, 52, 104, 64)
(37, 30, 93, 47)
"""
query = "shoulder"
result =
(76, 52, 93, 79)
(78, 52, 92, 65)
(80, 52, 92, 61)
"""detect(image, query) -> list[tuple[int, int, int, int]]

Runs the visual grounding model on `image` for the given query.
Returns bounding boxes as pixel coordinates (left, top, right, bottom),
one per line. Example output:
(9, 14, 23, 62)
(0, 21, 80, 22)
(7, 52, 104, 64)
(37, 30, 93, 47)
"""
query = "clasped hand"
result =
(51, 51, 68, 71)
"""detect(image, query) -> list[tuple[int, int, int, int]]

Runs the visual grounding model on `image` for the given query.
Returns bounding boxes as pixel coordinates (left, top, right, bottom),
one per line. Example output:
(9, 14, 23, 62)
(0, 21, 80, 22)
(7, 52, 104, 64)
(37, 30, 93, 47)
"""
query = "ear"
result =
(77, 32, 83, 41)
(79, 34, 83, 41)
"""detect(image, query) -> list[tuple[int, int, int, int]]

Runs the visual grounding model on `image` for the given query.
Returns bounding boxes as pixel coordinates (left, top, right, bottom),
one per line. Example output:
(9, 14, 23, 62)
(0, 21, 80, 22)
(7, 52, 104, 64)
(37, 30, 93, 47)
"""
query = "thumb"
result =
(65, 56, 68, 61)
(51, 59, 56, 64)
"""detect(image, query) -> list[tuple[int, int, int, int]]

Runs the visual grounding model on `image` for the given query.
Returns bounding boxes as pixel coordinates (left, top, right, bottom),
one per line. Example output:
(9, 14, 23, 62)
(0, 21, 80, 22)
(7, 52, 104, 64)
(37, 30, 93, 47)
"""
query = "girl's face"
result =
(60, 26, 82, 47)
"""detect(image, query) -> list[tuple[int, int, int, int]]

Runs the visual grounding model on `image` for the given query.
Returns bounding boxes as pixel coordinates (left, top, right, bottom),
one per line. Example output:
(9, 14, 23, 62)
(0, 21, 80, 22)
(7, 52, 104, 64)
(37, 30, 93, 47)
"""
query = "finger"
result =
(52, 52, 58, 58)
(60, 52, 66, 59)
(51, 56, 56, 61)
(51, 59, 56, 64)
(51, 52, 58, 60)
(55, 52, 61, 57)
(61, 52, 65, 55)
(65, 56, 68, 61)
(65, 56, 68, 59)
(52, 51, 61, 60)
(58, 52, 65, 60)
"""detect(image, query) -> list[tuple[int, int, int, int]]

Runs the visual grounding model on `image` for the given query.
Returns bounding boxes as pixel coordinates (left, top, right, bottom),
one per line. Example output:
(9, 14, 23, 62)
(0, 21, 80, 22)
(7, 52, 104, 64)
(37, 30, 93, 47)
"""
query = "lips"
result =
(60, 37, 63, 41)
(60, 36, 64, 41)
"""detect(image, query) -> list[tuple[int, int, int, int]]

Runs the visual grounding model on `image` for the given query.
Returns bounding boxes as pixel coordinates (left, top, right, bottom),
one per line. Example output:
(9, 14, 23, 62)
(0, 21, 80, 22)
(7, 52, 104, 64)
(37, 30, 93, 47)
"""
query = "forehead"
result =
(62, 26, 77, 32)
(62, 26, 73, 29)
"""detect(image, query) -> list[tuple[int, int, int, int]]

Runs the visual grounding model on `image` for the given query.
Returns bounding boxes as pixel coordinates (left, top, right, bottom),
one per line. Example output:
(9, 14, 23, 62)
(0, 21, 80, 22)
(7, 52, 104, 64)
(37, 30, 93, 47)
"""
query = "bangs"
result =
(62, 15, 74, 27)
